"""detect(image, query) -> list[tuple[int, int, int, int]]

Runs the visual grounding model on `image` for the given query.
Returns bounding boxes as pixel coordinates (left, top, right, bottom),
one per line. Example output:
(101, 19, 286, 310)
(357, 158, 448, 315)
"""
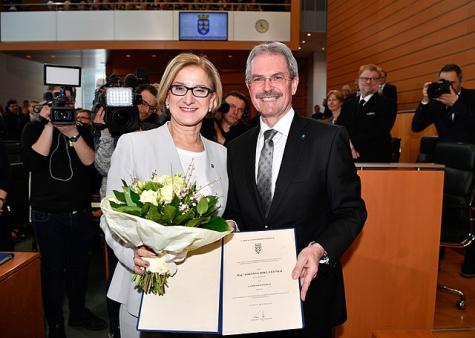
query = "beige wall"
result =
(327, 0, 475, 162)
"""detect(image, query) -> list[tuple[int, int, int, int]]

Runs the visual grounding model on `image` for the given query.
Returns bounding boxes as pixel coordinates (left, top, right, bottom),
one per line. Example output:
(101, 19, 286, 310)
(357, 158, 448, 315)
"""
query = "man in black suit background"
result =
(411, 64, 475, 144)
(378, 68, 398, 107)
(338, 64, 397, 162)
(224, 42, 367, 338)
(411, 64, 475, 278)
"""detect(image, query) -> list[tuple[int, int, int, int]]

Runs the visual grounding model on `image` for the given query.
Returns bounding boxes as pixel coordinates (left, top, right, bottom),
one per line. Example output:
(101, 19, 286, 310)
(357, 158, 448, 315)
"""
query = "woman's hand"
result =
(133, 245, 156, 275)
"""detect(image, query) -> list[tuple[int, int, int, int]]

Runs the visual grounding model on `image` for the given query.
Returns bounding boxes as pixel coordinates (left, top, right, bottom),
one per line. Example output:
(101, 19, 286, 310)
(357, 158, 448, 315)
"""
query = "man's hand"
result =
(436, 85, 459, 107)
(349, 140, 360, 160)
(133, 245, 156, 275)
(421, 81, 432, 104)
(94, 107, 106, 125)
(291, 243, 325, 301)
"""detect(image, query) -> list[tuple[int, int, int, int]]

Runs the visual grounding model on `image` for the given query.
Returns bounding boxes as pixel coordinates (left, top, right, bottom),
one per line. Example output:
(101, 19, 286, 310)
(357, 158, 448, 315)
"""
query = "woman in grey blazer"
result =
(100, 53, 228, 338)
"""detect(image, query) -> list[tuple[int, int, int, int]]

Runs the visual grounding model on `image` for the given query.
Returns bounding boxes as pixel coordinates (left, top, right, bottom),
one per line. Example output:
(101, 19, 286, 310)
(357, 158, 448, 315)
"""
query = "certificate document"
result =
(222, 229, 303, 335)
(138, 228, 303, 335)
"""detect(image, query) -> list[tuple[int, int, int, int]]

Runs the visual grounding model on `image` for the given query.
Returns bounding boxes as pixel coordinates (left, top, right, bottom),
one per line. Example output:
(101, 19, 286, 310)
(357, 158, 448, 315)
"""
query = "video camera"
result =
(93, 70, 148, 136)
(427, 79, 452, 99)
(42, 64, 81, 125)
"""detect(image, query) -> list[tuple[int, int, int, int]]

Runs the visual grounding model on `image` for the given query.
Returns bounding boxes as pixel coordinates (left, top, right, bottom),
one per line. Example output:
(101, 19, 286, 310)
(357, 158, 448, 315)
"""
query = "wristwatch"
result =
(68, 134, 81, 143)
(308, 241, 330, 265)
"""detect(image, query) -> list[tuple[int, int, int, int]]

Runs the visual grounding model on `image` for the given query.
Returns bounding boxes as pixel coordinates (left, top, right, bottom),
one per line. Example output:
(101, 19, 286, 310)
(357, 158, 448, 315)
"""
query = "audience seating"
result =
(416, 136, 439, 163)
(391, 137, 401, 162)
(433, 142, 475, 309)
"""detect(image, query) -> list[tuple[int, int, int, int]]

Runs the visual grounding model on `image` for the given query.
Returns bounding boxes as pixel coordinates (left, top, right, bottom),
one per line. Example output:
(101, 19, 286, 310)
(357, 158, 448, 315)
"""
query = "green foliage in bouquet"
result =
(110, 175, 229, 232)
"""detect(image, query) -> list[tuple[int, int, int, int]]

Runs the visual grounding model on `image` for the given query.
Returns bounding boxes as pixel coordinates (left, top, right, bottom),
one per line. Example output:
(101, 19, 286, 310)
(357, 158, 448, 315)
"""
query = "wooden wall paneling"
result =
(327, 0, 422, 58)
(328, 1, 475, 80)
(327, 0, 469, 65)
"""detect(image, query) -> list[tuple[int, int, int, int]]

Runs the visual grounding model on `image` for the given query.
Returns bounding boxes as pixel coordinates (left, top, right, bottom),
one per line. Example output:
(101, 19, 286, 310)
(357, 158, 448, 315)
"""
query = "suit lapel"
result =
(267, 114, 308, 221)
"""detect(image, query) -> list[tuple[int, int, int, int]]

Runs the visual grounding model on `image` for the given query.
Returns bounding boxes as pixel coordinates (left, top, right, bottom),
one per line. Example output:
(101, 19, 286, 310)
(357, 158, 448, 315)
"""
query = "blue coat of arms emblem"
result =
(197, 14, 210, 35)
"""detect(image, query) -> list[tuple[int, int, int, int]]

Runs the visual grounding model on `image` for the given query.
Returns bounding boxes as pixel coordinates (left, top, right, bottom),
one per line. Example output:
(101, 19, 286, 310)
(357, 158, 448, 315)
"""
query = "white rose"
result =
(143, 257, 169, 274)
(139, 190, 159, 206)
(159, 184, 174, 204)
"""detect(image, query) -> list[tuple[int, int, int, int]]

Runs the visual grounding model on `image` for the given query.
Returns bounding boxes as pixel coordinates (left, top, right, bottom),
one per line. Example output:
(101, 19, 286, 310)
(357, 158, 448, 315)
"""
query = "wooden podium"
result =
(336, 164, 444, 338)
(0, 251, 45, 338)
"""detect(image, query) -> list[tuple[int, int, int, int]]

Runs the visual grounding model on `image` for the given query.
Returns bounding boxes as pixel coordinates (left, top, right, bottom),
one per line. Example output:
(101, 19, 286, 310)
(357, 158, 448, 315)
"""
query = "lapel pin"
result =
(301, 133, 306, 139)
(211, 163, 215, 168)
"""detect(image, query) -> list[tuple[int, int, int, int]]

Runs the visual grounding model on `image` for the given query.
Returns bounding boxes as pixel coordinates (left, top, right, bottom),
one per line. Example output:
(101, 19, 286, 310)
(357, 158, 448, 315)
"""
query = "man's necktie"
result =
(257, 129, 278, 216)
(359, 99, 366, 109)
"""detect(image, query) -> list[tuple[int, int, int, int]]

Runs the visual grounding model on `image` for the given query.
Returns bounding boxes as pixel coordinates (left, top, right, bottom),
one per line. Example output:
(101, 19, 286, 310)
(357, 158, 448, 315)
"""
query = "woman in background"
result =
(327, 90, 345, 125)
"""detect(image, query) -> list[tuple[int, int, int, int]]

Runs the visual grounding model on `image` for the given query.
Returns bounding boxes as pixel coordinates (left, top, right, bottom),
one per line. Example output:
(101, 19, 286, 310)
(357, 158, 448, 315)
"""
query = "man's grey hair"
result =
(245, 42, 299, 84)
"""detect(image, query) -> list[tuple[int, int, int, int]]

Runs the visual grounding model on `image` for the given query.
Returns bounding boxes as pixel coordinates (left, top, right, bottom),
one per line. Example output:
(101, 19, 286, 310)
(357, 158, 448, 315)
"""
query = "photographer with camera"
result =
(21, 85, 107, 338)
(93, 81, 159, 338)
(412, 64, 475, 279)
(411, 64, 475, 144)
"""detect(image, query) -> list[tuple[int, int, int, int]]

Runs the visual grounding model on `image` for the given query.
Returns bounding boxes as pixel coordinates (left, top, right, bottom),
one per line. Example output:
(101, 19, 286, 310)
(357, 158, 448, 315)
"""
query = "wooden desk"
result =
(0, 251, 45, 338)
(336, 164, 444, 338)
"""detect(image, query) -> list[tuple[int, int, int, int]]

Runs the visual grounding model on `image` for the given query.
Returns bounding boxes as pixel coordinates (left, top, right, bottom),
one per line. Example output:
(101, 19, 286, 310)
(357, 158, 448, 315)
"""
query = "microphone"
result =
(123, 73, 139, 89)
(37, 91, 54, 105)
(136, 68, 149, 85)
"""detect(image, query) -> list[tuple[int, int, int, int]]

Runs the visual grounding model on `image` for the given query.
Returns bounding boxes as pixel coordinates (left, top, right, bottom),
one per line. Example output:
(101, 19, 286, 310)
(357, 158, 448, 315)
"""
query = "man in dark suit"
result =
(338, 64, 398, 162)
(412, 64, 475, 277)
(224, 42, 367, 338)
(411, 64, 475, 144)
(378, 68, 398, 106)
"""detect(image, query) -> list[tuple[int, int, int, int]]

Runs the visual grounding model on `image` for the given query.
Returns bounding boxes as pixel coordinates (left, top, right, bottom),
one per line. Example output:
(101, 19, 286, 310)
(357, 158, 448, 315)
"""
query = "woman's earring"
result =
(208, 106, 211, 113)
(166, 103, 170, 110)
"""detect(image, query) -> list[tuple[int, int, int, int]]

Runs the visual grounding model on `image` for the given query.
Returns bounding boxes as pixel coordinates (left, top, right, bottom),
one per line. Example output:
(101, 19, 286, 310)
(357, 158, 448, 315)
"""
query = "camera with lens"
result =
(427, 79, 452, 99)
(43, 64, 82, 125)
(50, 92, 76, 125)
(92, 72, 147, 136)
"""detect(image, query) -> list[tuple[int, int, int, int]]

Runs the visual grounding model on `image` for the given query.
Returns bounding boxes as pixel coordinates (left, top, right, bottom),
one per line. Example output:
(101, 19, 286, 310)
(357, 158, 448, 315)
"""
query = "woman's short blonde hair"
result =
(327, 89, 344, 103)
(157, 53, 222, 113)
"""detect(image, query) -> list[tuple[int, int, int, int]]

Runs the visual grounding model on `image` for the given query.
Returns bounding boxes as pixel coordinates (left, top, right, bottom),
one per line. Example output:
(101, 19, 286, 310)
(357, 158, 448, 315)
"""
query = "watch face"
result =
(255, 19, 269, 33)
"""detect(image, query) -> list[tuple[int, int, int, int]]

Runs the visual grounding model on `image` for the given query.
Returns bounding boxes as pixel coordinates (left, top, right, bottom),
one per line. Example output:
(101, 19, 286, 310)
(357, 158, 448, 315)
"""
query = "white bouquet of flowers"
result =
(101, 173, 231, 295)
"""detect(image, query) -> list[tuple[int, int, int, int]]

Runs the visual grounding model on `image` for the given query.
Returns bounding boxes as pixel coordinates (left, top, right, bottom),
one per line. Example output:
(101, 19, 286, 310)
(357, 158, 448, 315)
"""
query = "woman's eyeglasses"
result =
(169, 84, 214, 98)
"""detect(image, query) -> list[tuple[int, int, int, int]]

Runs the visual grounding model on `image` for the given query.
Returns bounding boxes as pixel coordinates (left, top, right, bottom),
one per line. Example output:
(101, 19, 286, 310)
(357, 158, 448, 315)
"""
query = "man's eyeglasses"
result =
(250, 73, 291, 86)
(359, 77, 380, 82)
(141, 101, 158, 113)
(169, 84, 214, 98)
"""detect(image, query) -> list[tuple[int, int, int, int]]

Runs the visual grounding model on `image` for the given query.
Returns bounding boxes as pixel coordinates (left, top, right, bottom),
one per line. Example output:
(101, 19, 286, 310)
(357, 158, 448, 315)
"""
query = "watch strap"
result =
(68, 134, 81, 142)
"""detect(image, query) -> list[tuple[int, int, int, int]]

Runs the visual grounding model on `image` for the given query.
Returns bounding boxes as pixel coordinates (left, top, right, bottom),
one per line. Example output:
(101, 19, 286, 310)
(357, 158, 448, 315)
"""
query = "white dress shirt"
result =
(360, 93, 375, 105)
(255, 108, 295, 197)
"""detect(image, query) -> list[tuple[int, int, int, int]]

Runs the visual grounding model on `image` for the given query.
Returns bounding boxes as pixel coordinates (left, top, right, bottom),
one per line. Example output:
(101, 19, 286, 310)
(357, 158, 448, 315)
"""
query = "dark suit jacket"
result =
(412, 87, 475, 144)
(382, 83, 398, 104)
(224, 113, 367, 334)
(338, 93, 397, 162)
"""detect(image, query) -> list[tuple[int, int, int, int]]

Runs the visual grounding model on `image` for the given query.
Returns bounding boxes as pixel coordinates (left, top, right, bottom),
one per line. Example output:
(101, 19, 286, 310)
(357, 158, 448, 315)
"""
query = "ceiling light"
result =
(228, 54, 233, 58)
(50, 55, 56, 58)
(25, 55, 31, 58)
(151, 54, 157, 58)
(301, 40, 306, 44)
(298, 46, 302, 50)
(125, 54, 131, 58)
(306, 33, 311, 37)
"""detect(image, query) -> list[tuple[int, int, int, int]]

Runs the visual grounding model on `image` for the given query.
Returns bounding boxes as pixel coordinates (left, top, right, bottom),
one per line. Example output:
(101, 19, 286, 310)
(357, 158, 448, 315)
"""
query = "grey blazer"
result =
(100, 124, 228, 317)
